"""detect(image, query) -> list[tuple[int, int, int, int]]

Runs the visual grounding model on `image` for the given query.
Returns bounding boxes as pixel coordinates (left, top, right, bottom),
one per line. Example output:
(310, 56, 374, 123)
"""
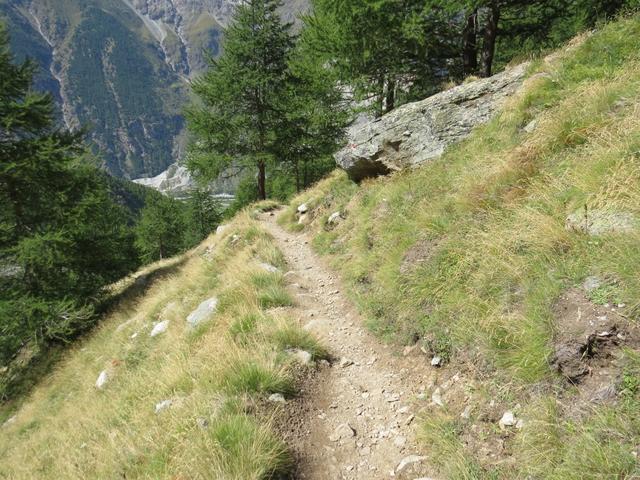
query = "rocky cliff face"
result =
(1, 0, 307, 180)
(335, 64, 529, 181)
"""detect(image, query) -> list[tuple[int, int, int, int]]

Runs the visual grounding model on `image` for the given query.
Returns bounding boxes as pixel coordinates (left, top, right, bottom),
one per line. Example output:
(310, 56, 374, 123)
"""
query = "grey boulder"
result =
(186, 297, 219, 328)
(335, 64, 528, 181)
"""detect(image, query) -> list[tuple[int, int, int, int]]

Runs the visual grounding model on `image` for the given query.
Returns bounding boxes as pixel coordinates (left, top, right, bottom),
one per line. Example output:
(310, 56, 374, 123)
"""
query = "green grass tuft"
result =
(221, 361, 294, 396)
(258, 285, 293, 309)
(271, 325, 330, 360)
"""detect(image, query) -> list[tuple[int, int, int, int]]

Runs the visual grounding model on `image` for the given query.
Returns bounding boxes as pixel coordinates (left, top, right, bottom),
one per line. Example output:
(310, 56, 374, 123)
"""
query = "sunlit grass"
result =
(282, 15, 640, 479)
(0, 210, 317, 479)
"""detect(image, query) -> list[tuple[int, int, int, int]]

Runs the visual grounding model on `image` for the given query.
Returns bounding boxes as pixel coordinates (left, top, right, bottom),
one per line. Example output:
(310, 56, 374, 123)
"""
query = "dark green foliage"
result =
(183, 187, 223, 246)
(303, 0, 640, 116)
(134, 186, 222, 262)
(187, 0, 295, 201)
(134, 194, 188, 262)
(302, 0, 460, 115)
(0, 24, 141, 371)
(188, 0, 347, 210)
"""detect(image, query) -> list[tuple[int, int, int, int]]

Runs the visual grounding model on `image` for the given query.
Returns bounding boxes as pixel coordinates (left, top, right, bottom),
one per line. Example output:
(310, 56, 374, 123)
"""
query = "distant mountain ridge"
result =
(1, 0, 307, 179)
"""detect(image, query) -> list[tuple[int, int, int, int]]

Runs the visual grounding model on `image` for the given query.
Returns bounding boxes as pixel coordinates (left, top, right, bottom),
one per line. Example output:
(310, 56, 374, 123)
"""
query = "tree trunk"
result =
(384, 78, 396, 113)
(294, 160, 301, 192)
(480, 3, 500, 78)
(257, 160, 266, 200)
(462, 9, 478, 77)
(374, 75, 385, 118)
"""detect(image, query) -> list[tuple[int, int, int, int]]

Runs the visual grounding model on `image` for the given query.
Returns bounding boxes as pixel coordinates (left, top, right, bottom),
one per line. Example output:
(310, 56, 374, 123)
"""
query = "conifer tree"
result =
(302, 0, 458, 116)
(0, 25, 137, 366)
(187, 0, 294, 200)
(134, 194, 187, 262)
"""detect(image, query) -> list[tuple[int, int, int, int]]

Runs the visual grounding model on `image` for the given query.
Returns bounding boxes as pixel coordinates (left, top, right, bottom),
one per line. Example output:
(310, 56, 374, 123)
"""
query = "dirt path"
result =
(260, 212, 436, 480)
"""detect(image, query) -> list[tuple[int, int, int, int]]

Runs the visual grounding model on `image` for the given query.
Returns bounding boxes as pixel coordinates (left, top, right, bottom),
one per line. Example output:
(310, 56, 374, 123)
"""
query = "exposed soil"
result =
(260, 211, 437, 479)
(551, 286, 640, 417)
(399, 238, 439, 276)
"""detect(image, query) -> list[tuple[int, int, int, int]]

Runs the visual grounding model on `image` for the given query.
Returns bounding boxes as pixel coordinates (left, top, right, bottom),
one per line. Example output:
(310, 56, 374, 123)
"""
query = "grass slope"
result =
(281, 15, 640, 479)
(0, 208, 325, 479)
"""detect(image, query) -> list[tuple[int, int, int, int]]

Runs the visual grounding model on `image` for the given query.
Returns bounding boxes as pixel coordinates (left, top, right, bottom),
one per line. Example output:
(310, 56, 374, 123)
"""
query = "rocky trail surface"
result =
(260, 212, 436, 480)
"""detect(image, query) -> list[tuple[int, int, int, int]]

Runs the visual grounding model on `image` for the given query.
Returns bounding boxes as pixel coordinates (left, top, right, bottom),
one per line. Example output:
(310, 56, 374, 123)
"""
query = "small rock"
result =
(327, 211, 343, 226)
(523, 119, 537, 133)
(196, 417, 209, 429)
(583, 276, 602, 292)
(259, 263, 279, 273)
(95, 370, 109, 389)
(150, 320, 169, 337)
(130, 332, 138, 339)
(394, 436, 407, 447)
(2, 415, 17, 428)
(288, 349, 313, 365)
(155, 399, 172, 414)
(297, 203, 309, 214)
(360, 446, 371, 456)
(566, 209, 636, 236)
(216, 224, 229, 235)
(396, 455, 427, 474)
(431, 387, 444, 407)
(329, 423, 356, 442)
(268, 393, 286, 403)
(499, 411, 516, 429)
(430, 355, 442, 367)
(386, 393, 400, 403)
(461, 405, 472, 420)
(186, 297, 219, 328)
(339, 358, 354, 368)
(298, 213, 309, 225)
(515, 419, 525, 429)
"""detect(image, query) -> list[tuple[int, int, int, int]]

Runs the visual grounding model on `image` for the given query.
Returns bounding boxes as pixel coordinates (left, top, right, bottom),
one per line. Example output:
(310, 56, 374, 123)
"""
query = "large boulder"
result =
(335, 64, 528, 181)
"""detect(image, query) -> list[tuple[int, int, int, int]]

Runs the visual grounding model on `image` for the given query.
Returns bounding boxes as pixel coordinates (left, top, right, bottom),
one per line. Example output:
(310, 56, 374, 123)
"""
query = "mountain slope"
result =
(0, 0, 307, 179)
(279, 16, 640, 478)
(0, 208, 325, 479)
(3, 15, 639, 480)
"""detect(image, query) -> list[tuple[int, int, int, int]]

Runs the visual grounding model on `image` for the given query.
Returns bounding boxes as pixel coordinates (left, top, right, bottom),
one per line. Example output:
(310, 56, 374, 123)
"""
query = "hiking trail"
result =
(260, 211, 435, 480)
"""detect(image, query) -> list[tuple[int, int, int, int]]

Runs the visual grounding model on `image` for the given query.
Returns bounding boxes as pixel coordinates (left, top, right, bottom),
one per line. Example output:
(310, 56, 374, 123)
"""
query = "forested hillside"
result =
(0, 0, 307, 179)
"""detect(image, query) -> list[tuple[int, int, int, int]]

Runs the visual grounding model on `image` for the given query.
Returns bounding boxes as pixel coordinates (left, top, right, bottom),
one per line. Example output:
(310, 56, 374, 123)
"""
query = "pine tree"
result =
(275, 22, 349, 192)
(0, 24, 138, 367)
(134, 194, 187, 262)
(186, 0, 294, 200)
(184, 188, 222, 245)
(302, 0, 458, 116)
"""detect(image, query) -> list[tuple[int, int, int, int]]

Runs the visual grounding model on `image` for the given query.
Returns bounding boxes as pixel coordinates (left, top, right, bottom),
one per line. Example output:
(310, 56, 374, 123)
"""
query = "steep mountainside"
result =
(0, 0, 306, 179)
(2, 17, 640, 479)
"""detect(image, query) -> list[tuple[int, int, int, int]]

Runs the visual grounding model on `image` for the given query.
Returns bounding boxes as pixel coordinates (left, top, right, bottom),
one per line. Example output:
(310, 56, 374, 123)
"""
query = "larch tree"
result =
(186, 0, 294, 200)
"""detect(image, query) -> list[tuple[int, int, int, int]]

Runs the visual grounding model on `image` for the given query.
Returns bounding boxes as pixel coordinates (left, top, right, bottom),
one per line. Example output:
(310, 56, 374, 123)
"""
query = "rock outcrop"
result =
(335, 64, 528, 181)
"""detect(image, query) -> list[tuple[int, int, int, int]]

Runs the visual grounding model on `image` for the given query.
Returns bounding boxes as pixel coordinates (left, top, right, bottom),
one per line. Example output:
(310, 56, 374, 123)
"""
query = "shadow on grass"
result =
(0, 256, 189, 415)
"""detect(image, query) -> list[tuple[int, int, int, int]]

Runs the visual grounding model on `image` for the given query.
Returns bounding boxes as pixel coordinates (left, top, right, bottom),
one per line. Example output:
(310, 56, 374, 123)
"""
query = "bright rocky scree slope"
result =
(0, 0, 306, 179)
(2, 15, 640, 480)
(280, 16, 640, 479)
